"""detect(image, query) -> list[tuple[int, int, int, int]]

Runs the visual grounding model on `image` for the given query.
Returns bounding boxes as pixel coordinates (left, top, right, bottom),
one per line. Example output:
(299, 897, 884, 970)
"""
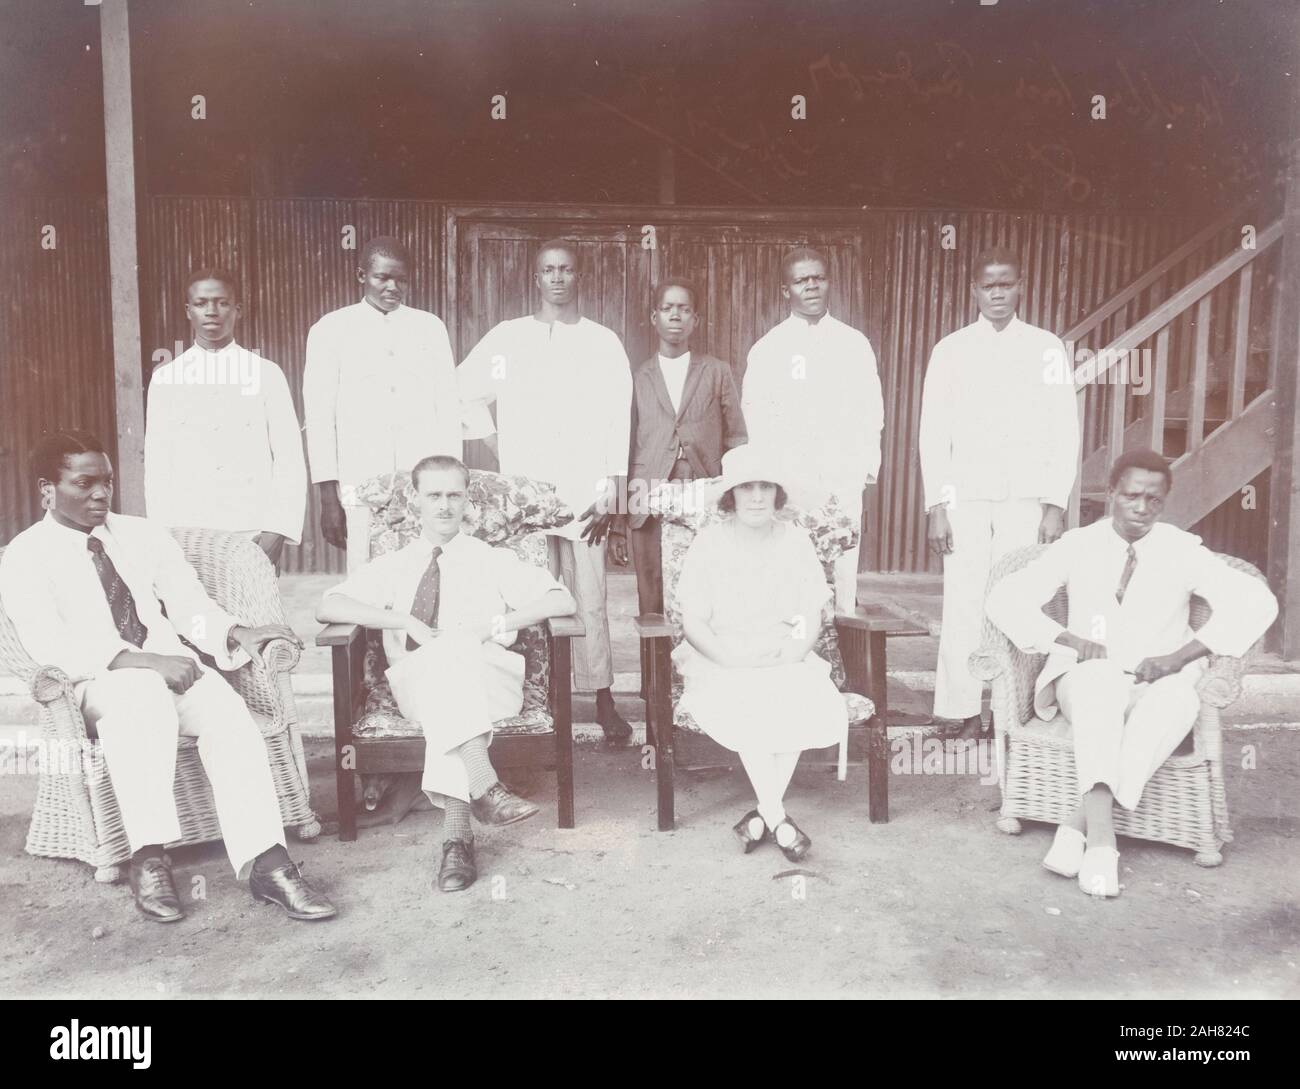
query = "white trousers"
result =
(80, 666, 286, 878)
(935, 497, 1042, 719)
(385, 632, 524, 806)
(343, 502, 371, 574)
(1055, 658, 1200, 811)
(834, 545, 860, 615)
(548, 536, 614, 692)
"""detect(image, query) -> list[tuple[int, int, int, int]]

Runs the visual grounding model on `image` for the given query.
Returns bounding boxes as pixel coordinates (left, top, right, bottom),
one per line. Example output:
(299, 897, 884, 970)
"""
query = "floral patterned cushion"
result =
(356, 468, 573, 552)
(653, 477, 861, 695)
(350, 470, 566, 740)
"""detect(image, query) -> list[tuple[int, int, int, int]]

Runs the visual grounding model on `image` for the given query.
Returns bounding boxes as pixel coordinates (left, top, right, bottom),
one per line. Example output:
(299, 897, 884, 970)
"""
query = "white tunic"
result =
(918, 314, 1079, 511)
(303, 301, 462, 488)
(145, 342, 307, 542)
(742, 313, 883, 513)
(457, 316, 633, 539)
(985, 518, 1278, 720)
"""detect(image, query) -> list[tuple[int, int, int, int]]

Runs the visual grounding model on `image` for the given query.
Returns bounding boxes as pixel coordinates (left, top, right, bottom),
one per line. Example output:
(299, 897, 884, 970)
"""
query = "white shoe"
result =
(1078, 846, 1121, 897)
(1041, 825, 1087, 878)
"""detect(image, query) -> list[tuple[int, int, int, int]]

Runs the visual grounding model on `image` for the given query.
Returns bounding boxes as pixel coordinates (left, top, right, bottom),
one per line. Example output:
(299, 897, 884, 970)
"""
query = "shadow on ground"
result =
(1, 728, 1297, 999)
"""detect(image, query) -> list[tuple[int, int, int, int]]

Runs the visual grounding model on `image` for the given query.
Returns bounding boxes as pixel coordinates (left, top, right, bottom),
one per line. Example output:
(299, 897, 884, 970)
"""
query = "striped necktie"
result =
(1115, 543, 1138, 605)
(87, 536, 149, 648)
(406, 546, 442, 650)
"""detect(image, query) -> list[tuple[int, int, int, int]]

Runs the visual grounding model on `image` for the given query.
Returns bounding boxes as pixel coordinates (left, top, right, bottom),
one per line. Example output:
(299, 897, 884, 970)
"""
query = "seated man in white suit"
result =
(316, 455, 577, 894)
(0, 429, 337, 924)
(985, 449, 1277, 898)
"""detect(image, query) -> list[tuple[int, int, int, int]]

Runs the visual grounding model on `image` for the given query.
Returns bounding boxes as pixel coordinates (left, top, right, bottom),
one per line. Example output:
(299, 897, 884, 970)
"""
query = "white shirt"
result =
(658, 351, 691, 415)
(742, 313, 883, 512)
(457, 316, 633, 539)
(0, 513, 250, 683)
(986, 518, 1278, 718)
(303, 301, 462, 489)
(145, 342, 307, 542)
(918, 314, 1079, 511)
(323, 530, 565, 667)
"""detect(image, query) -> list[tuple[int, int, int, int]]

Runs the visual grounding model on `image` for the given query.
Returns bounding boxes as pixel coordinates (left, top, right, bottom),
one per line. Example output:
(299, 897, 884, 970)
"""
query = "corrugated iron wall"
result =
(866, 210, 1192, 572)
(140, 197, 445, 573)
(0, 198, 117, 545)
(8, 196, 1257, 578)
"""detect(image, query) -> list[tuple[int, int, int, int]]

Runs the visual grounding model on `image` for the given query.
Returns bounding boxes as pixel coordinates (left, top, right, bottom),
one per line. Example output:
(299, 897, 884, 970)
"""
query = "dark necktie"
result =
(87, 536, 149, 648)
(1115, 543, 1138, 605)
(406, 546, 442, 650)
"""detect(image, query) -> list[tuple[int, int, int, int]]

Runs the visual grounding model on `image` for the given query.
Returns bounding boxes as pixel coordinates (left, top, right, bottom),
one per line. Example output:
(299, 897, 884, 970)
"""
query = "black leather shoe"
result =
(250, 861, 338, 921)
(436, 840, 477, 892)
(772, 818, 812, 863)
(732, 810, 768, 854)
(471, 782, 541, 826)
(129, 855, 183, 924)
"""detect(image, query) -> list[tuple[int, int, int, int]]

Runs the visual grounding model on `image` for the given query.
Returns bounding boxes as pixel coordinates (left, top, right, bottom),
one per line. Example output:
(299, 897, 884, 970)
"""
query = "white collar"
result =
(975, 313, 1021, 335)
(186, 338, 242, 355)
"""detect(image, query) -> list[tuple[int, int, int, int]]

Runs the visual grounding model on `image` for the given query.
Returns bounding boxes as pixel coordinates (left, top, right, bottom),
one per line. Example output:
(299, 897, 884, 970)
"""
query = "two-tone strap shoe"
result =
(129, 855, 183, 924)
(470, 782, 541, 826)
(771, 817, 812, 863)
(732, 809, 769, 854)
(249, 861, 338, 920)
(436, 839, 477, 892)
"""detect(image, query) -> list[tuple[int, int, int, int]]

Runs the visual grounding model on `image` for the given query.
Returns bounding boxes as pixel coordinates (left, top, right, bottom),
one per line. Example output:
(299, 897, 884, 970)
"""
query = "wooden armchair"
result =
(1, 529, 319, 884)
(636, 483, 907, 831)
(970, 544, 1268, 867)
(317, 470, 583, 841)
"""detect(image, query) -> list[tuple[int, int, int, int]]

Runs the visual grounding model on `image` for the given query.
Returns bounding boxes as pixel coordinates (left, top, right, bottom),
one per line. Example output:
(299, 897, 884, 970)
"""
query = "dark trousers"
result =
(629, 457, 694, 616)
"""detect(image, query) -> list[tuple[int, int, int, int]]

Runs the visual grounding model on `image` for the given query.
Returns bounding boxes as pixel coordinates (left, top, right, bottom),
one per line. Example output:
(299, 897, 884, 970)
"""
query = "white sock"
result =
(739, 750, 786, 829)
(774, 821, 798, 848)
(747, 815, 766, 839)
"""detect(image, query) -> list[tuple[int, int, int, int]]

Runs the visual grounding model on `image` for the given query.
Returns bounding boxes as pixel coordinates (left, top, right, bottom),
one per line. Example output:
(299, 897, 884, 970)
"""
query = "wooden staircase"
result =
(1066, 210, 1282, 529)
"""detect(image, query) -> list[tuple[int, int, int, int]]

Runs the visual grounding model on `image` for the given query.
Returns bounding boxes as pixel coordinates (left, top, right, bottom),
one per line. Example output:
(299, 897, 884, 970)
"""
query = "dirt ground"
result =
(2, 728, 1297, 1000)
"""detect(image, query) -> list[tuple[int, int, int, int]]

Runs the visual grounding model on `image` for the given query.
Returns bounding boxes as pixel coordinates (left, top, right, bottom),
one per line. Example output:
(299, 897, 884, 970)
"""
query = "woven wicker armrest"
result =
(634, 613, 674, 639)
(969, 642, 1012, 682)
(1196, 654, 1245, 709)
(545, 615, 586, 639)
(30, 663, 76, 705)
(316, 623, 362, 647)
(257, 635, 302, 675)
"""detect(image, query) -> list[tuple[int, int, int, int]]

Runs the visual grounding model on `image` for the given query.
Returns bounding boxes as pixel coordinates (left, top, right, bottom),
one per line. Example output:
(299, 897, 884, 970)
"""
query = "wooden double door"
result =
(445, 204, 869, 405)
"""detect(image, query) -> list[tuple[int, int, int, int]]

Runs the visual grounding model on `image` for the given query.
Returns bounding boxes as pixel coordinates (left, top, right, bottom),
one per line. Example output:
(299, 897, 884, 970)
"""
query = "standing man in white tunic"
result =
(742, 247, 884, 614)
(303, 236, 461, 572)
(457, 239, 635, 746)
(919, 246, 1080, 741)
(145, 269, 306, 569)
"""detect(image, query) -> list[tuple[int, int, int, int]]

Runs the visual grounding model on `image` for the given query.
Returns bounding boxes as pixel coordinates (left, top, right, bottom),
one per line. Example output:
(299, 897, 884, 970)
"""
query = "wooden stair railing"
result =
(1067, 219, 1282, 529)
(1062, 202, 1252, 351)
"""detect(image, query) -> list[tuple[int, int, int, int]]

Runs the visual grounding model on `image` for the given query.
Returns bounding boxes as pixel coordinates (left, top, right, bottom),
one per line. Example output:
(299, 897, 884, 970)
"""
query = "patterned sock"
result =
(457, 734, 498, 799)
(443, 798, 473, 844)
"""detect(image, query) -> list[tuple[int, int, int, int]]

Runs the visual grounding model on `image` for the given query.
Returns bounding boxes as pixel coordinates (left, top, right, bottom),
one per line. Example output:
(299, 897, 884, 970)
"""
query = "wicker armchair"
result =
(0, 528, 319, 885)
(970, 544, 1266, 867)
(317, 469, 583, 841)
(636, 482, 895, 831)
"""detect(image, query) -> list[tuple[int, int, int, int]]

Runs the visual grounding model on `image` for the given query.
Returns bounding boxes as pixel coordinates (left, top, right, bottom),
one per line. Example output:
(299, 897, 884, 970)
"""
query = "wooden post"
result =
(99, 0, 146, 514)
(1267, 140, 1300, 658)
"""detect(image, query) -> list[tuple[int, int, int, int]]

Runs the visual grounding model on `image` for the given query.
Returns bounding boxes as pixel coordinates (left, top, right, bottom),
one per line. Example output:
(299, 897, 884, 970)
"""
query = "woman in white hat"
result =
(673, 444, 846, 860)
